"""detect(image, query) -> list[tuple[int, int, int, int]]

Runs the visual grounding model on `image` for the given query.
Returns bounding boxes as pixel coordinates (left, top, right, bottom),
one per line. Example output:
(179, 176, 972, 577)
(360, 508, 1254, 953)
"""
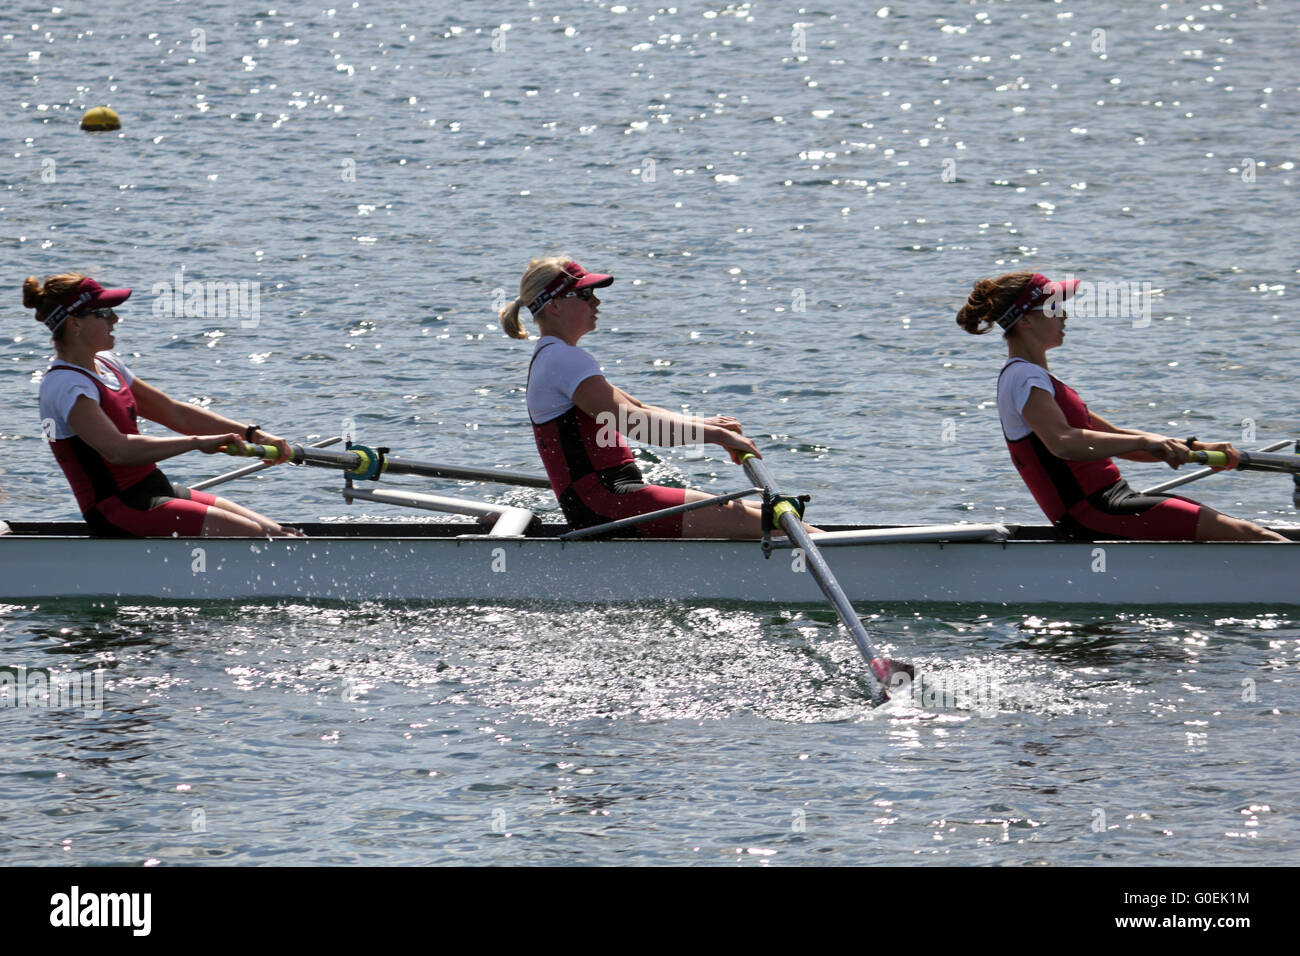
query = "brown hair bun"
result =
(956, 271, 1035, 335)
(21, 272, 88, 338)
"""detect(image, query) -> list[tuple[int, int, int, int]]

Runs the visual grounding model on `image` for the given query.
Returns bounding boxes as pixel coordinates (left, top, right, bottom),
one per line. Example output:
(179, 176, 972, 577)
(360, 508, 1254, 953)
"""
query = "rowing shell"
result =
(2, 521, 1297, 605)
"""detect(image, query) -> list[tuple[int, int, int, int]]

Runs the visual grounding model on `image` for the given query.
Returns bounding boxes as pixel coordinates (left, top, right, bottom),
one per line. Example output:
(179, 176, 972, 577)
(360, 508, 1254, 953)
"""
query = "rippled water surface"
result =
(3, 600, 1297, 865)
(2, 0, 1299, 865)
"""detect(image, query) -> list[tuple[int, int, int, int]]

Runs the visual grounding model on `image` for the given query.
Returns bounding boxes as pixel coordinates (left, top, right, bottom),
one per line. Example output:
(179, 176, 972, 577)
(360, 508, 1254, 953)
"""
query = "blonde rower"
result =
(499, 256, 792, 538)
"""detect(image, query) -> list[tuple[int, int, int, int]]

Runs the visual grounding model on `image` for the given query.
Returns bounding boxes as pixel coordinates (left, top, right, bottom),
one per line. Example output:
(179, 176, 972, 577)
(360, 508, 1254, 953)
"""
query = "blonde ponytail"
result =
(498, 255, 574, 340)
(498, 297, 528, 339)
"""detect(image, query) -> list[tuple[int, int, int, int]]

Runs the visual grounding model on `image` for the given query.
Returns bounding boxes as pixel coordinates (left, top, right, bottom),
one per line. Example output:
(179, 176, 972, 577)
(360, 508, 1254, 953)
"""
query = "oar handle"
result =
(221, 442, 291, 461)
(1188, 450, 1231, 468)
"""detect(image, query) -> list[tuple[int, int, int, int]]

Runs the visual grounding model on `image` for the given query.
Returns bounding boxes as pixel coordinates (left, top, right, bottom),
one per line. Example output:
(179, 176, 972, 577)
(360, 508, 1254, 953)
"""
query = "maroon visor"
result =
(43, 277, 132, 332)
(996, 273, 1079, 331)
(526, 261, 614, 315)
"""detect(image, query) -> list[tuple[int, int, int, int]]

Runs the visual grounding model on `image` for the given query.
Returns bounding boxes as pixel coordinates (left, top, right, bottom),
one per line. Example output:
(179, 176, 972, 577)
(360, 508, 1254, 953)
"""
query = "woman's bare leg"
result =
(210, 495, 302, 536)
(1195, 507, 1288, 542)
(680, 490, 821, 538)
(204, 497, 302, 537)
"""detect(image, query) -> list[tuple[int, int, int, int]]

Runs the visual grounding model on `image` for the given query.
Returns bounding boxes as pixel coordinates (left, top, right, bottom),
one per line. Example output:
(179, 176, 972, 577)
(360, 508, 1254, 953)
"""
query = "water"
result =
(3, 600, 1295, 864)
(2, 1, 1299, 865)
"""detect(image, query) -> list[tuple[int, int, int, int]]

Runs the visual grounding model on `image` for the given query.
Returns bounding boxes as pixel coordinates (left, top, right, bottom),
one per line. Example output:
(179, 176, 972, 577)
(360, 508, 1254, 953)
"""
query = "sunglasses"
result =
(560, 287, 598, 302)
(80, 308, 118, 320)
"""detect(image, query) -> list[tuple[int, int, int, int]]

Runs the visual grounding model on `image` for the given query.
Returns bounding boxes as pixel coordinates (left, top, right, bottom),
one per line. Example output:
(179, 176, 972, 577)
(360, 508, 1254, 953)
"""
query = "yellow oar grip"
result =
(1189, 450, 1230, 467)
(220, 442, 284, 460)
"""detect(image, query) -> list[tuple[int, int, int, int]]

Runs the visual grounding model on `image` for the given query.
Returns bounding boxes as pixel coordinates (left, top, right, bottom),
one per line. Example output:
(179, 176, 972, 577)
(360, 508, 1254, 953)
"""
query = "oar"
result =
(192, 435, 343, 491)
(1189, 449, 1300, 475)
(1141, 439, 1293, 494)
(738, 452, 913, 698)
(222, 442, 552, 489)
(560, 487, 761, 540)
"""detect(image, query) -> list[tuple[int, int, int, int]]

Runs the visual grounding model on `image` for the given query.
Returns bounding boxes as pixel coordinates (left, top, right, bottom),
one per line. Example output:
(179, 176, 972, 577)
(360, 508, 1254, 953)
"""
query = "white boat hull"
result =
(2, 522, 1296, 605)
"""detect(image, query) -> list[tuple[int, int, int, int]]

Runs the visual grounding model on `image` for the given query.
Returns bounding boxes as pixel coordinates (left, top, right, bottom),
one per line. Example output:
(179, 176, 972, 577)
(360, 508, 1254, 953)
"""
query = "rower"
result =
(23, 272, 299, 538)
(956, 271, 1285, 541)
(498, 256, 809, 538)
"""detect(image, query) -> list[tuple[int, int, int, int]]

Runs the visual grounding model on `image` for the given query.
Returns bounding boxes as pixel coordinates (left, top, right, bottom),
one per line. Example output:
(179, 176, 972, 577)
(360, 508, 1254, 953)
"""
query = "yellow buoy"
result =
(81, 107, 121, 131)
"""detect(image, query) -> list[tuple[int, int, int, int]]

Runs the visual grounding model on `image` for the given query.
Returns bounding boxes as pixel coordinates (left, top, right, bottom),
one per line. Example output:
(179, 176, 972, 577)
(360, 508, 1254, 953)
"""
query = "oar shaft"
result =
(1189, 450, 1300, 474)
(560, 487, 761, 541)
(385, 455, 552, 488)
(1141, 439, 1293, 494)
(226, 443, 552, 489)
(740, 454, 890, 686)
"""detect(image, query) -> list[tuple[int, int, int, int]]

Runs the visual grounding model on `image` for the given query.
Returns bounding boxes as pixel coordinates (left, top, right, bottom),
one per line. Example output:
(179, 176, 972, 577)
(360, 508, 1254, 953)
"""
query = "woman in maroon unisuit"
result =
(24, 271, 298, 537)
(499, 255, 817, 538)
(956, 271, 1283, 541)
